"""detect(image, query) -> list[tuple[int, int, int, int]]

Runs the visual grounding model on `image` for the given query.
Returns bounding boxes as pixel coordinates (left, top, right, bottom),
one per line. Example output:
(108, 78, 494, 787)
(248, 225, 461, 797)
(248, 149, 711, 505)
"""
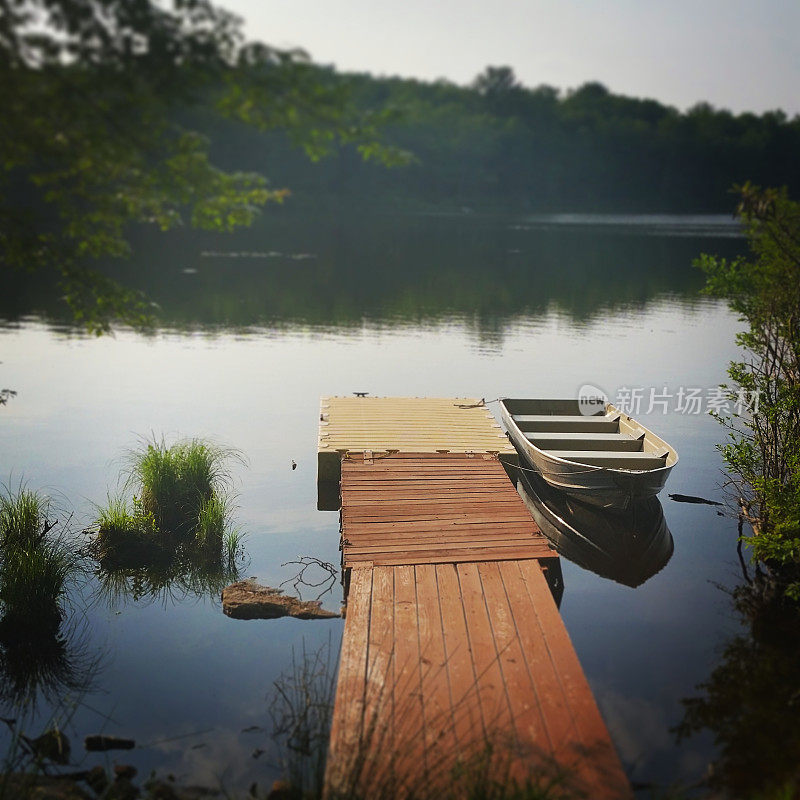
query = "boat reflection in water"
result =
(516, 467, 674, 588)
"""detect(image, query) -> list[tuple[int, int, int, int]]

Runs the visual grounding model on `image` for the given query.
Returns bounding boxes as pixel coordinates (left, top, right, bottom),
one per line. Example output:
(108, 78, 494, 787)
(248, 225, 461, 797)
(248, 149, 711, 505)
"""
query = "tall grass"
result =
(0, 487, 77, 633)
(0, 487, 49, 549)
(91, 436, 246, 603)
(126, 436, 240, 536)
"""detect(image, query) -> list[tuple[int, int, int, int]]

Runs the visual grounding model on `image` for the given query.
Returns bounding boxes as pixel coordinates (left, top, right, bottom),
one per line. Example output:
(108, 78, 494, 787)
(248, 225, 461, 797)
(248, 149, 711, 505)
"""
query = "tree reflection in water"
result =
(676, 573, 800, 797)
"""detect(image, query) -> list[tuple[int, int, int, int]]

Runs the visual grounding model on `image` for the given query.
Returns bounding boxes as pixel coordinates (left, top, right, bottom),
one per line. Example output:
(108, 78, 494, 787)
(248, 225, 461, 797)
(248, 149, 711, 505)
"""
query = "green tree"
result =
(471, 65, 519, 96)
(0, 0, 406, 331)
(697, 184, 800, 596)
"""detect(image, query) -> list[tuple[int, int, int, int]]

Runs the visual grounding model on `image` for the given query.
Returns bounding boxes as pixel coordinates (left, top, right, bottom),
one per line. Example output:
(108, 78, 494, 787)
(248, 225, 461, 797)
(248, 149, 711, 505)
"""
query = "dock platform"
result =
(318, 397, 631, 798)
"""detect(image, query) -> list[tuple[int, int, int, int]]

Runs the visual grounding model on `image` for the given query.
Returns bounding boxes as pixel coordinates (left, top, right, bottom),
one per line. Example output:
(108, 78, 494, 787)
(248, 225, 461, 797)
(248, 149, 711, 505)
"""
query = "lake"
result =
(0, 209, 750, 792)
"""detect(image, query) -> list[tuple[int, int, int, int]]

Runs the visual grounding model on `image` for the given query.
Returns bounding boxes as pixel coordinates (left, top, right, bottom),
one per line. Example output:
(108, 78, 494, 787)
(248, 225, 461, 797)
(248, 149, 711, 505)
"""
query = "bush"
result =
(698, 184, 800, 596)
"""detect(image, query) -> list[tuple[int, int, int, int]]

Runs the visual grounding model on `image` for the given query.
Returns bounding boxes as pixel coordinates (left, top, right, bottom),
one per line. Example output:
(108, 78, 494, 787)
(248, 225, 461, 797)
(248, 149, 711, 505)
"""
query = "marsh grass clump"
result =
(93, 494, 165, 570)
(91, 437, 246, 601)
(0, 487, 77, 634)
(128, 437, 238, 536)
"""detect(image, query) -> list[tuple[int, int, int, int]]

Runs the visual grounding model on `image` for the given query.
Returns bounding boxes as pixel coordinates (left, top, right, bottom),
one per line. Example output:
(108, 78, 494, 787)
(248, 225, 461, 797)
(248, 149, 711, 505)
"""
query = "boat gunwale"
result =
(499, 398, 679, 476)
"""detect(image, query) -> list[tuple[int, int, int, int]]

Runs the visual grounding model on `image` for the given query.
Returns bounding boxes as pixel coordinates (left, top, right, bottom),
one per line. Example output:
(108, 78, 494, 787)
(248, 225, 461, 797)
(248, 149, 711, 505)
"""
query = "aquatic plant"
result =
(0, 488, 77, 633)
(91, 437, 246, 604)
(196, 493, 229, 550)
(94, 493, 138, 535)
(0, 618, 101, 713)
(0, 487, 49, 549)
(126, 436, 240, 537)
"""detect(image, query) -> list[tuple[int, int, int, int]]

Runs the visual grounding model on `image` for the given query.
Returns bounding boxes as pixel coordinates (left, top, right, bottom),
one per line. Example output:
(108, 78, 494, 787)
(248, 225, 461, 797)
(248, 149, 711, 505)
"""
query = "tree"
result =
(0, 0, 406, 331)
(471, 65, 519, 97)
(697, 183, 800, 596)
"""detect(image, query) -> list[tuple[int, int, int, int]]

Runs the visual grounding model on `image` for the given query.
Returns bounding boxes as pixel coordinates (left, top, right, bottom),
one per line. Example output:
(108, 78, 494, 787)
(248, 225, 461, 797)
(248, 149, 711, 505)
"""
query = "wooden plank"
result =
(359, 565, 395, 790)
(346, 534, 546, 549)
(392, 564, 426, 792)
(344, 528, 542, 543)
(319, 396, 515, 460)
(344, 525, 539, 537)
(478, 561, 554, 783)
(325, 566, 373, 795)
(329, 446, 629, 797)
(344, 515, 532, 527)
(414, 564, 459, 780)
(345, 497, 521, 507)
(435, 563, 483, 750)
(345, 530, 541, 541)
(361, 551, 555, 567)
(327, 559, 628, 798)
(339, 453, 555, 566)
(517, 560, 632, 797)
(343, 500, 529, 511)
(344, 541, 550, 553)
(343, 510, 530, 520)
(344, 478, 514, 487)
(344, 516, 533, 527)
(497, 561, 576, 757)
(456, 562, 512, 739)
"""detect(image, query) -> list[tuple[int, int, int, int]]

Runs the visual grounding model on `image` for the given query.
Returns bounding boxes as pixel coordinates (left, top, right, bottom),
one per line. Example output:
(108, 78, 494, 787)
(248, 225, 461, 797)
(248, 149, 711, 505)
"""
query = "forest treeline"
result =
(204, 65, 800, 213)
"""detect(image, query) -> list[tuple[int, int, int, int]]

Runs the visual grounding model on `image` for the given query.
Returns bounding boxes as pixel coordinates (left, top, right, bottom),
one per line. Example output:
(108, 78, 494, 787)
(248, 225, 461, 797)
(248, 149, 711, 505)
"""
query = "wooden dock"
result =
(340, 452, 556, 567)
(318, 398, 631, 799)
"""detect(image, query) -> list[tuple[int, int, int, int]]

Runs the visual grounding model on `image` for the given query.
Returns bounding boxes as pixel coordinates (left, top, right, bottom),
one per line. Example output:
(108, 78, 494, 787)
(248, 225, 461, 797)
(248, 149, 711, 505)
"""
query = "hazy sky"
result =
(220, 0, 799, 116)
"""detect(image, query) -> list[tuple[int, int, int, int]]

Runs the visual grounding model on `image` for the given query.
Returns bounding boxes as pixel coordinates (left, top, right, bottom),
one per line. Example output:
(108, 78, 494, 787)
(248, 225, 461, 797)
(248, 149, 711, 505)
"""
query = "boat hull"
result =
(499, 399, 677, 510)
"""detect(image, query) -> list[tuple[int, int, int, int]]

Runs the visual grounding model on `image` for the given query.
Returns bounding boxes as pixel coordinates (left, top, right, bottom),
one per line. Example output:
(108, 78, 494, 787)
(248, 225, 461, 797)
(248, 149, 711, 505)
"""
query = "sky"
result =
(220, 0, 800, 116)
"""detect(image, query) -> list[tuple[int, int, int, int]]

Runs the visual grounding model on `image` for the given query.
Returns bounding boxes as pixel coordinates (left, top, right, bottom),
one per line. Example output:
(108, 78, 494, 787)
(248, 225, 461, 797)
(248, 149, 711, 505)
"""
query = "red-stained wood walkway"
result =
(324, 453, 632, 799)
(339, 452, 556, 567)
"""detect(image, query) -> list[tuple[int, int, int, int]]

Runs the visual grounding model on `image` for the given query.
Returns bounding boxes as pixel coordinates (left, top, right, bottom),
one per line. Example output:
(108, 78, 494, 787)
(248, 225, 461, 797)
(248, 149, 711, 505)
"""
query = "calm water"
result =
(0, 210, 748, 791)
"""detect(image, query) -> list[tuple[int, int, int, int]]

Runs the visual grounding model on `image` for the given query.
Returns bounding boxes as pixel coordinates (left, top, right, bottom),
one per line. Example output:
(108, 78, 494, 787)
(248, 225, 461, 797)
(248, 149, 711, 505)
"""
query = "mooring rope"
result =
(454, 397, 503, 408)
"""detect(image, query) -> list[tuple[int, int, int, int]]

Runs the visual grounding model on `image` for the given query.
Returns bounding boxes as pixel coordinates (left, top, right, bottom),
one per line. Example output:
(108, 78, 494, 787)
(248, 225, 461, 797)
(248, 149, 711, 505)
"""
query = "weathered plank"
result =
(340, 454, 556, 567)
(325, 559, 632, 799)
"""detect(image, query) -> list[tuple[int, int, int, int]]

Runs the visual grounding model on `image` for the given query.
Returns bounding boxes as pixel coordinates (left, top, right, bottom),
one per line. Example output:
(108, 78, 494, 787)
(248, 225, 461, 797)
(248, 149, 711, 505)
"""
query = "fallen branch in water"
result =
(669, 493, 723, 506)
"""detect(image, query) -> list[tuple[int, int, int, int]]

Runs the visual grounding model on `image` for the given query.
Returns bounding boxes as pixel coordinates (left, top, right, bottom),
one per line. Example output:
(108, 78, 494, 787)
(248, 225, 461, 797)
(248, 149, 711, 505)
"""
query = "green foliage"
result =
(697, 184, 800, 590)
(0, 487, 77, 631)
(260, 69, 800, 215)
(91, 436, 245, 602)
(0, 1, 408, 332)
(127, 436, 238, 535)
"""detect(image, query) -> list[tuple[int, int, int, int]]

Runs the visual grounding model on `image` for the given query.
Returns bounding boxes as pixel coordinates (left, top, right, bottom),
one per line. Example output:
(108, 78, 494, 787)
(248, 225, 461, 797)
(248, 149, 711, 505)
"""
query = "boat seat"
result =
(526, 432, 643, 452)
(512, 414, 620, 433)
(545, 450, 668, 471)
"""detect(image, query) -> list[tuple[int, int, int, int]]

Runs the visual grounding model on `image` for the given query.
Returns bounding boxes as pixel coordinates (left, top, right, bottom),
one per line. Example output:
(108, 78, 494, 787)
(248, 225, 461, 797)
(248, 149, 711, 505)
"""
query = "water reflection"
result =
(91, 543, 244, 607)
(516, 469, 673, 588)
(0, 617, 102, 717)
(0, 212, 744, 333)
(675, 575, 800, 797)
